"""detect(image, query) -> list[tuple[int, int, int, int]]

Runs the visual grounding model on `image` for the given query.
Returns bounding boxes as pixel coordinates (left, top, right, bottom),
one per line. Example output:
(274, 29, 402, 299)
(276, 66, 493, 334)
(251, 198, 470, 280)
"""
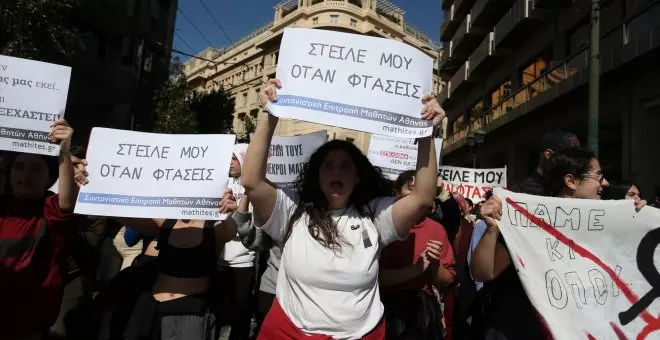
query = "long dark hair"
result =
(602, 180, 639, 200)
(544, 147, 596, 197)
(286, 140, 392, 252)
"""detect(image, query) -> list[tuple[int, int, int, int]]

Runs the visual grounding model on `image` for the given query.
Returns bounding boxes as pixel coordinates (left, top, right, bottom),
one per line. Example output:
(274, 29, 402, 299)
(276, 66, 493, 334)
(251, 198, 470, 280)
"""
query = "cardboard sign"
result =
(0, 55, 71, 155)
(493, 188, 660, 339)
(75, 128, 235, 220)
(267, 28, 434, 139)
(266, 131, 327, 188)
(368, 135, 443, 180)
(438, 166, 506, 202)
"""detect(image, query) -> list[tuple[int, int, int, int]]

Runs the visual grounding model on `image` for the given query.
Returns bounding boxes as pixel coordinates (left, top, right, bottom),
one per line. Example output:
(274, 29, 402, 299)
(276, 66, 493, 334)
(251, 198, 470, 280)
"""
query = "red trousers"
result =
(258, 298, 386, 339)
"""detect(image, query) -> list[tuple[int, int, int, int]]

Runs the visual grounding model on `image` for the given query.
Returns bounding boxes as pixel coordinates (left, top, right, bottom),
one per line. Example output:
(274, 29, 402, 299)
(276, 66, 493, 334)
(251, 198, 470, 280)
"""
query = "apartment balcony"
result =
(449, 61, 475, 99)
(493, 0, 544, 49)
(443, 1, 660, 153)
(439, 41, 465, 76)
(533, 0, 571, 9)
(442, 0, 455, 10)
(452, 14, 489, 58)
(468, 32, 500, 77)
(453, 0, 477, 18)
(440, 5, 460, 42)
(471, 0, 515, 29)
(439, 81, 452, 106)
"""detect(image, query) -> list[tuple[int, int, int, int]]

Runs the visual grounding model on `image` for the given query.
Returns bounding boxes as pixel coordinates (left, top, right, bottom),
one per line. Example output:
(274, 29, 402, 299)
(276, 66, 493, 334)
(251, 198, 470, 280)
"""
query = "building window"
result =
(470, 99, 484, 120)
(491, 80, 513, 116)
(313, 17, 319, 24)
(350, 19, 357, 27)
(346, 137, 355, 144)
(330, 15, 339, 24)
(242, 93, 248, 106)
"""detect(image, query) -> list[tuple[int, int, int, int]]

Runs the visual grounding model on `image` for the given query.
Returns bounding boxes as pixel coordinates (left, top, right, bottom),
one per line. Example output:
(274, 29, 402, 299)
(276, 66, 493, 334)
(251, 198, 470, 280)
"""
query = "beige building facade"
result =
(183, 0, 441, 153)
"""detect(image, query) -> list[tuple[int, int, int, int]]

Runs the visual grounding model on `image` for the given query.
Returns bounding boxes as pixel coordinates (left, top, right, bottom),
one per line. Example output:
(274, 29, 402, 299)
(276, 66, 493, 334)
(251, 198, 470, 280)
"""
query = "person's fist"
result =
(219, 188, 237, 214)
(260, 79, 282, 107)
(421, 95, 445, 127)
(479, 195, 503, 230)
(49, 119, 73, 152)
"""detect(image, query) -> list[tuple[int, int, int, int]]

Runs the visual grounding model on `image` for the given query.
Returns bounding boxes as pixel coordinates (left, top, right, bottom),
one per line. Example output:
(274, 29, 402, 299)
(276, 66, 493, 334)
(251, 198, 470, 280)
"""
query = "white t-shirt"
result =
(218, 177, 256, 268)
(262, 189, 402, 339)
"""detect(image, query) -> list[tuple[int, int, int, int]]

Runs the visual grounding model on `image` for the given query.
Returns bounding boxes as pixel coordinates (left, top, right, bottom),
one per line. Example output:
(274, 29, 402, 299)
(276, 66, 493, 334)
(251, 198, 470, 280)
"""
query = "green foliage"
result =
(243, 116, 256, 141)
(0, 0, 84, 64)
(153, 59, 235, 135)
(191, 87, 235, 135)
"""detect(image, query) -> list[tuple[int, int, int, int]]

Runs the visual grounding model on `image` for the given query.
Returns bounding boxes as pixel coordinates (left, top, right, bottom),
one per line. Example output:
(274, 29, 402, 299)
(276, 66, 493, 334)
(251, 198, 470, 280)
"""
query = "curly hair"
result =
(285, 140, 392, 252)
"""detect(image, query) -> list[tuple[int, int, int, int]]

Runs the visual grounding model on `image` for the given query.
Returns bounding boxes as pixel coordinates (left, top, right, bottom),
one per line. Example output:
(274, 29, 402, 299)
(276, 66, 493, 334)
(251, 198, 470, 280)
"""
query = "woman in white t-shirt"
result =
(242, 79, 445, 339)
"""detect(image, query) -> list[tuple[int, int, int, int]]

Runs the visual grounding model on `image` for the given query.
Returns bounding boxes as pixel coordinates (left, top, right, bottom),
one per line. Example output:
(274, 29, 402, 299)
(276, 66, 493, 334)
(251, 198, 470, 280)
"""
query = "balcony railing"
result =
(494, 0, 531, 46)
(468, 32, 495, 75)
(471, 0, 515, 28)
(439, 81, 452, 104)
(444, 2, 660, 151)
(444, 49, 587, 148)
(440, 5, 459, 42)
(453, 15, 470, 51)
(405, 23, 442, 50)
(449, 61, 469, 92)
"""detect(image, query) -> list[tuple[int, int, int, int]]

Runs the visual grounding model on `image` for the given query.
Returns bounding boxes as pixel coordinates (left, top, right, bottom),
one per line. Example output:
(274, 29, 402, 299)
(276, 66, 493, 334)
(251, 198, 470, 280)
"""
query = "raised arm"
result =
(471, 196, 511, 282)
(50, 119, 80, 211)
(391, 97, 445, 235)
(241, 79, 281, 224)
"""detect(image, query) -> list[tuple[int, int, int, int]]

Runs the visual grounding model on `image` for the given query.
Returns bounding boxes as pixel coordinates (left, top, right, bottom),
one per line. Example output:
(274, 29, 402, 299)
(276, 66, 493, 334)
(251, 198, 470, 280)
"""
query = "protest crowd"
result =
(2, 29, 660, 340)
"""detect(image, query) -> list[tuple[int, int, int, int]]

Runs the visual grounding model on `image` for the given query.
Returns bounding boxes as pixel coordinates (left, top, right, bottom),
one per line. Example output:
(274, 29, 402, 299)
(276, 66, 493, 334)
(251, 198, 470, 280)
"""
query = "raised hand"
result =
(421, 95, 445, 127)
(71, 155, 89, 186)
(260, 79, 282, 107)
(48, 119, 73, 153)
(219, 188, 238, 215)
(425, 240, 443, 261)
(479, 195, 503, 230)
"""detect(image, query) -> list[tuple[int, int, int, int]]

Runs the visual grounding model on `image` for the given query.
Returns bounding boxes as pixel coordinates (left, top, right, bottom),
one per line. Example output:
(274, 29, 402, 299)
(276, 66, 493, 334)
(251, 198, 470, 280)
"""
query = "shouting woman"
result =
(242, 79, 444, 339)
(0, 119, 88, 339)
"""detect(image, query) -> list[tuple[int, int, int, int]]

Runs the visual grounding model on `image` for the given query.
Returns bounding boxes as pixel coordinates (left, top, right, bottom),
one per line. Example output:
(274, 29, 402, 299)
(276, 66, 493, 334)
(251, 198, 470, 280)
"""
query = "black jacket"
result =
(509, 171, 548, 196)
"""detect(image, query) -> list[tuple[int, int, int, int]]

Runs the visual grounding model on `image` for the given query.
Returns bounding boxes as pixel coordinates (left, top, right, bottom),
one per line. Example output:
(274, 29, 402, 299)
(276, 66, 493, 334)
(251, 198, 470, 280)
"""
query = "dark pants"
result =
(216, 266, 255, 340)
(49, 275, 93, 340)
(254, 291, 275, 337)
(125, 293, 215, 340)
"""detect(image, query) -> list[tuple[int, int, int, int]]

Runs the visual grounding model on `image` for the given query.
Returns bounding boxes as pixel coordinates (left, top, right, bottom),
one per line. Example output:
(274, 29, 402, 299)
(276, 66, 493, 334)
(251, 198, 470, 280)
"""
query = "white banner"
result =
(266, 131, 327, 188)
(0, 55, 71, 156)
(368, 135, 443, 180)
(267, 28, 434, 139)
(75, 128, 235, 220)
(438, 166, 506, 202)
(494, 188, 660, 339)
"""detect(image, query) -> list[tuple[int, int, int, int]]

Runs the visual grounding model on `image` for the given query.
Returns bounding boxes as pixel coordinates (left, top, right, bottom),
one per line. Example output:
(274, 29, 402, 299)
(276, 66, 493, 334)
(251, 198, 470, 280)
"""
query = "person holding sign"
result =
(0, 119, 87, 339)
(471, 147, 647, 339)
(116, 190, 239, 340)
(243, 79, 444, 339)
(379, 170, 456, 340)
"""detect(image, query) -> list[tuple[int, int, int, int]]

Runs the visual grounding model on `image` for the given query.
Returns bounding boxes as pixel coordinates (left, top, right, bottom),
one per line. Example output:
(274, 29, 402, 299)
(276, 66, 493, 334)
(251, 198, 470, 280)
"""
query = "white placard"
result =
(266, 131, 327, 188)
(368, 135, 444, 180)
(267, 28, 434, 139)
(0, 55, 71, 156)
(75, 128, 236, 220)
(493, 188, 660, 339)
(438, 165, 506, 202)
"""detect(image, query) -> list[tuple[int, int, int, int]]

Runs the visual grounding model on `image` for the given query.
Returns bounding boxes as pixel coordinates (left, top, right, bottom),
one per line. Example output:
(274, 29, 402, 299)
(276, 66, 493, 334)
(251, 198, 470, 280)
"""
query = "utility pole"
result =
(587, 0, 600, 156)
